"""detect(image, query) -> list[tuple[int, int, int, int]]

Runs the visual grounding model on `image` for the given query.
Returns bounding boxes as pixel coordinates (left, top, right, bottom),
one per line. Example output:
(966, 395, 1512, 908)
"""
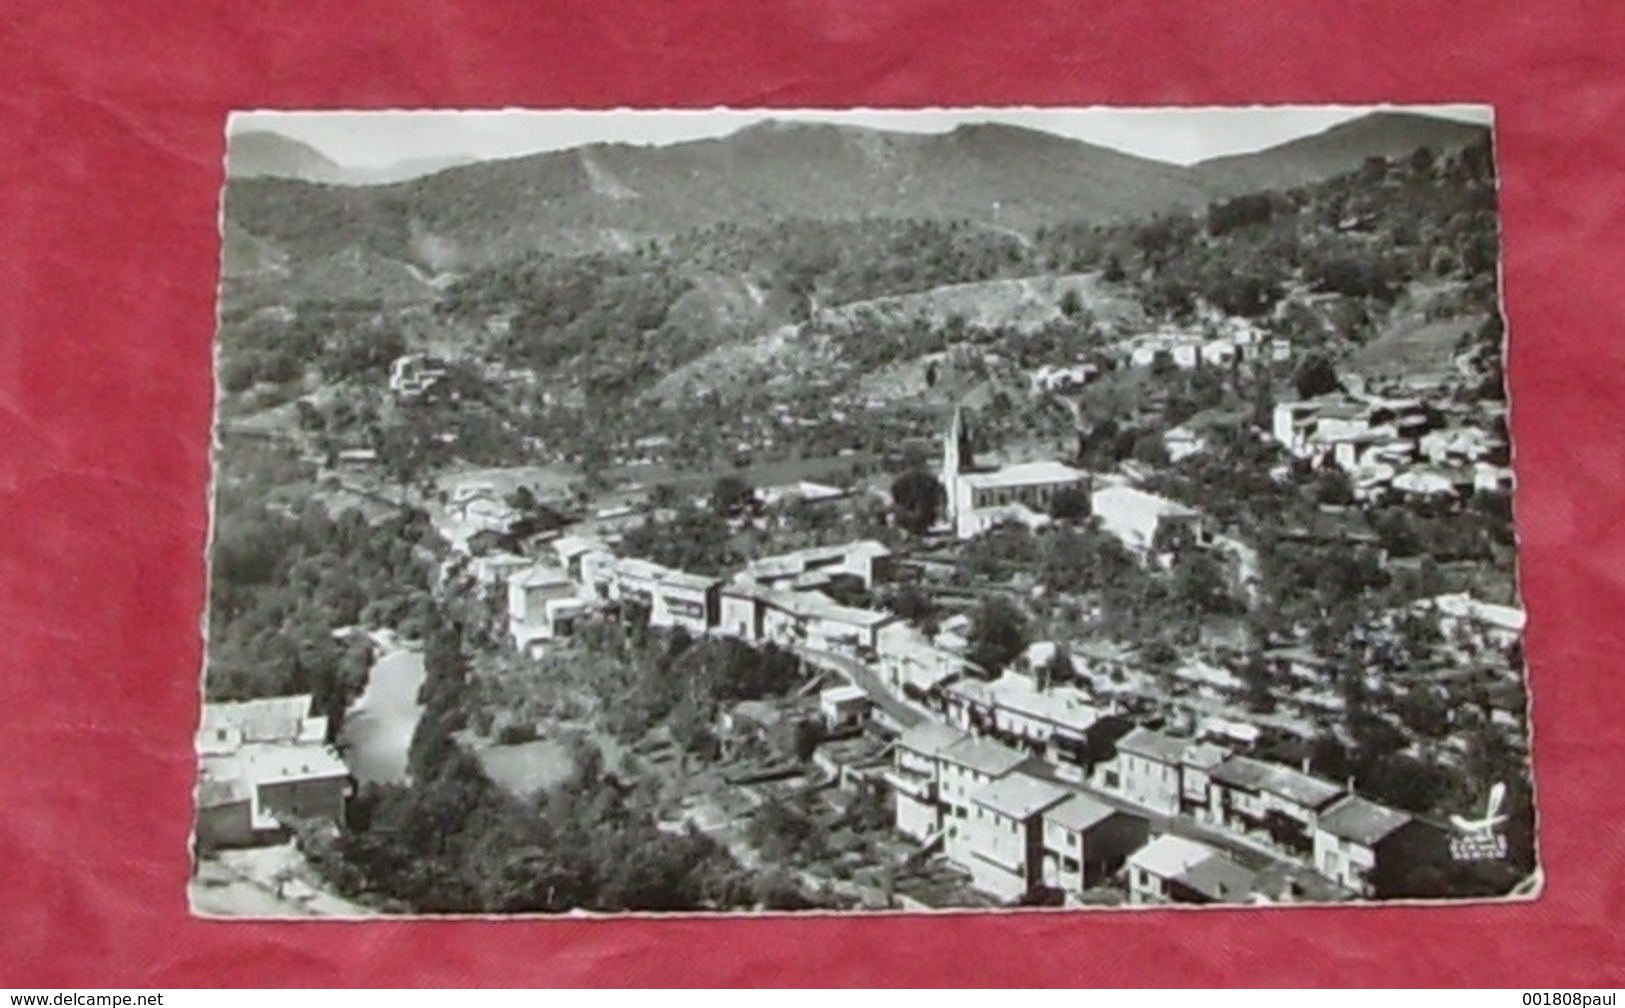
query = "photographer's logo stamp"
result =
(1450, 781, 1510, 861)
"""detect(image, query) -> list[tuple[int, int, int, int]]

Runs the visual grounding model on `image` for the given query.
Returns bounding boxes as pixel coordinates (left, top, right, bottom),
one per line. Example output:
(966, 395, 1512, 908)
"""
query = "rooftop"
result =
(1116, 726, 1190, 765)
(1091, 485, 1198, 522)
(1176, 849, 1258, 902)
(970, 771, 1072, 821)
(658, 569, 721, 593)
(940, 734, 1032, 778)
(1420, 592, 1526, 633)
(552, 534, 611, 560)
(515, 564, 574, 588)
(199, 695, 315, 751)
(1318, 794, 1414, 845)
(961, 461, 1089, 489)
(1128, 834, 1223, 880)
(1179, 741, 1231, 771)
(1209, 756, 1345, 810)
(1044, 792, 1118, 833)
(613, 557, 669, 581)
(986, 674, 1099, 732)
(820, 684, 868, 705)
(898, 721, 969, 757)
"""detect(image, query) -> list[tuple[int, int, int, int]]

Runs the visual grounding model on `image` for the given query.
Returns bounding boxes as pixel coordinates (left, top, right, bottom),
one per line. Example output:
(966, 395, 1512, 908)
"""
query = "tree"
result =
(1102, 254, 1127, 283)
(1058, 288, 1084, 318)
(883, 584, 940, 632)
(890, 470, 944, 535)
(1038, 648, 1075, 691)
(711, 475, 756, 519)
(1398, 686, 1452, 741)
(967, 596, 1030, 676)
(1239, 652, 1276, 714)
(507, 485, 539, 514)
(1293, 353, 1341, 399)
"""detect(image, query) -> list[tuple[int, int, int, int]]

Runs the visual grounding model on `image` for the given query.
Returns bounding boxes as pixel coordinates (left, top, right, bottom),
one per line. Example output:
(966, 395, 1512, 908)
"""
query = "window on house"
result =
(1062, 856, 1080, 873)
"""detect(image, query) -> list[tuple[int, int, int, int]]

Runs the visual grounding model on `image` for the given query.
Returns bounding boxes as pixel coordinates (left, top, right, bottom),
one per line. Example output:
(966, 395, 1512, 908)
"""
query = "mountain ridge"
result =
(221, 111, 1492, 293)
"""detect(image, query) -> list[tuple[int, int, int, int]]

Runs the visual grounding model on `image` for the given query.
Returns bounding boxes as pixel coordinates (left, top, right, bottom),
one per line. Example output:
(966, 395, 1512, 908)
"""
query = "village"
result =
(194, 116, 1531, 915)
(196, 336, 1528, 910)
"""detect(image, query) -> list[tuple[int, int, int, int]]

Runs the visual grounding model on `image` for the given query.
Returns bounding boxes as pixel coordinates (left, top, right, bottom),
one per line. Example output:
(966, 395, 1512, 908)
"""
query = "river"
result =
(338, 644, 427, 785)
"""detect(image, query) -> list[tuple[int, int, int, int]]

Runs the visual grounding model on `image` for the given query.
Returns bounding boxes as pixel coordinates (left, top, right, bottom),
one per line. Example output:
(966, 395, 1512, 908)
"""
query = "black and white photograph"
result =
(193, 105, 1535, 917)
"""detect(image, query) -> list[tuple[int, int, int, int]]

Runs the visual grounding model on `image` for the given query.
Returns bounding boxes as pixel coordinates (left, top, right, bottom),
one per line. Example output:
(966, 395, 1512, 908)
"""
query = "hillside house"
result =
(388, 353, 447, 398)
(876, 624, 968, 701)
(507, 564, 579, 652)
(1162, 425, 1211, 463)
(1098, 727, 1187, 816)
(1207, 756, 1346, 857)
(1127, 835, 1257, 906)
(1091, 484, 1208, 563)
(939, 736, 1043, 869)
(887, 721, 970, 843)
(649, 570, 721, 635)
(1041, 794, 1152, 895)
(819, 684, 871, 733)
(962, 772, 1073, 901)
(195, 695, 351, 850)
(738, 539, 894, 591)
(1415, 592, 1525, 651)
(1178, 741, 1231, 822)
(943, 673, 1103, 768)
(550, 534, 614, 584)
(1312, 795, 1446, 898)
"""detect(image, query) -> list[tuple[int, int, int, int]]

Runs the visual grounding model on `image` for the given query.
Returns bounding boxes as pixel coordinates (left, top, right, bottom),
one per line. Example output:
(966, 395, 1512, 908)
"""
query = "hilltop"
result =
(1194, 111, 1490, 196)
(220, 119, 1210, 278)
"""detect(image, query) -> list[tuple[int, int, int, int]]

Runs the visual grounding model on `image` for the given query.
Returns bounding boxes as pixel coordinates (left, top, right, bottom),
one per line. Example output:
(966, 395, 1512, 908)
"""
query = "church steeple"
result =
(943, 405, 963, 482)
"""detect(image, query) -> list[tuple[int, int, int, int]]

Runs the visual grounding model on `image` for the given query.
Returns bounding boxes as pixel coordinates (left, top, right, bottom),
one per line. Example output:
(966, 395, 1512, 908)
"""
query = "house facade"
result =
(1101, 727, 1187, 816)
(1126, 834, 1256, 906)
(886, 721, 969, 843)
(962, 772, 1072, 901)
(1208, 756, 1346, 857)
(939, 735, 1040, 869)
(1312, 795, 1445, 898)
(195, 695, 351, 850)
(1041, 794, 1152, 895)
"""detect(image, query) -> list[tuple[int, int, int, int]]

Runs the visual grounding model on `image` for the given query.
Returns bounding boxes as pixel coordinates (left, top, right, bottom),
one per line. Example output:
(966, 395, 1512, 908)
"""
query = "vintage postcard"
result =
(193, 106, 1534, 916)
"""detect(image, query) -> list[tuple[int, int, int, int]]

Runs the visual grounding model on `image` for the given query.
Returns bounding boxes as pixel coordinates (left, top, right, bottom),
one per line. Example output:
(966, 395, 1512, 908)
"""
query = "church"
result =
(940, 407, 1092, 539)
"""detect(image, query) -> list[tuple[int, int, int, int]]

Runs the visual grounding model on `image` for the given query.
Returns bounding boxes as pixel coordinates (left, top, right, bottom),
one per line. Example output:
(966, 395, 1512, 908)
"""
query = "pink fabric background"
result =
(2, 0, 1622, 986)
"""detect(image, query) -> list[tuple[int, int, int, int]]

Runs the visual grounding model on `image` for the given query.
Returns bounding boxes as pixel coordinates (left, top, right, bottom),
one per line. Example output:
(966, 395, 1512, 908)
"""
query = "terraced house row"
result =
(886, 708, 1451, 904)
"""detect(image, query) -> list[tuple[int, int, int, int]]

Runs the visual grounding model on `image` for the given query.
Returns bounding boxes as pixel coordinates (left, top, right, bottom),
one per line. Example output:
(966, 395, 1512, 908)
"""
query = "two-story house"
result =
(1126, 834, 1256, 906)
(1099, 727, 1188, 816)
(1208, 756, 1347, 857)
(887, 721, 970, 843)
(1041, 794, 1152, 896)
(963, 772, 1073, 902)
(1312, 795, 1446, 898)
(939, 735, 1043, 869)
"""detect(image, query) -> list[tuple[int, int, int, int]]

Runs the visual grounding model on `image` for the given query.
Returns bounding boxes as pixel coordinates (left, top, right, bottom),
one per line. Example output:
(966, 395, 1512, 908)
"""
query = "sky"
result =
(231, 104, 1492, 170)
